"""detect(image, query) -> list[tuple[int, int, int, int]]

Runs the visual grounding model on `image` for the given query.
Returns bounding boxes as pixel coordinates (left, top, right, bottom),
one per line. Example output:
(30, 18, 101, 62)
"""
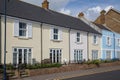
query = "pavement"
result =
(15, 65, 120, 80)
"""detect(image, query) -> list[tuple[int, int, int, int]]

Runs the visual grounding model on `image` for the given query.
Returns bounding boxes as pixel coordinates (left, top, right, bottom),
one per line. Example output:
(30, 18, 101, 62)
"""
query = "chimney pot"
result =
(100, 10, 106, 15)
(42, 0, 49, 9)
(78, 12, 84, 17)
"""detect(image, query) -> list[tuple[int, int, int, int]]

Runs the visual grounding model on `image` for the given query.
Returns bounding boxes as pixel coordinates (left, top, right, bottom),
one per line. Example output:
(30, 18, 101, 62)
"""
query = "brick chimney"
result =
(100, 10, 106, 24)
(78, 12, 84, 17)
(42, 0, 49, 9)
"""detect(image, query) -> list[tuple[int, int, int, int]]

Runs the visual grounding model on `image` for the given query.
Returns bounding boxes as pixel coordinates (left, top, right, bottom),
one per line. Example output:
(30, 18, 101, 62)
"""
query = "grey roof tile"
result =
(0, 0, 100, 34)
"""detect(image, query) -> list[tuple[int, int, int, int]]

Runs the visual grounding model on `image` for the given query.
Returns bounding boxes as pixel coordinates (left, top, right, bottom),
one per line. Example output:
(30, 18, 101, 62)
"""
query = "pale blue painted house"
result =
(114, 32, 120, 60)
(94, 23, 115, 60)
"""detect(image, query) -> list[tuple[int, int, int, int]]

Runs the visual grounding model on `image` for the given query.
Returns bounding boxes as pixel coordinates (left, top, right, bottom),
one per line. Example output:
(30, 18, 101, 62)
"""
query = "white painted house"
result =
(70, 29, 88, 63)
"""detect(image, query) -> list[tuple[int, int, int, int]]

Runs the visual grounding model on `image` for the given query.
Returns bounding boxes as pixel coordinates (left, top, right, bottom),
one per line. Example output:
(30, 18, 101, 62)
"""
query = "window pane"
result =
(24, 49, 27, 64)
(77, 33, 80, 37)
(14, 48, 17, 52)
(13, 53, 17, 65)
(28, 53, 31, 64)
(18, 49, 22, 64)
(54, 35, 58, 39)
(77, 38, 80, 42)
(54, 28, 58, 34)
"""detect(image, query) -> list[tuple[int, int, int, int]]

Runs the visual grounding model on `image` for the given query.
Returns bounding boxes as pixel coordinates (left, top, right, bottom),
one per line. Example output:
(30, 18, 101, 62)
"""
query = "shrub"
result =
(41, 59, 51, 64)
(92, 60, 101, 66)
(85, 61, 92, 65)
(26, 63, 62, 69)
(6, 63, 14, 70)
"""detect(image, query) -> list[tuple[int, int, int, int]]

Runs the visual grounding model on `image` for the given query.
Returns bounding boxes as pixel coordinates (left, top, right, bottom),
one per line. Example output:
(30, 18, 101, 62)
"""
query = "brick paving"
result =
(15, 65, 120, 80)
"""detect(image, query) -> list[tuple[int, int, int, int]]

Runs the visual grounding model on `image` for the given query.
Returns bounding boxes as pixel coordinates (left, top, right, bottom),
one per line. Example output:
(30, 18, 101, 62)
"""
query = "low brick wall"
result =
(28, 61, 120, 76)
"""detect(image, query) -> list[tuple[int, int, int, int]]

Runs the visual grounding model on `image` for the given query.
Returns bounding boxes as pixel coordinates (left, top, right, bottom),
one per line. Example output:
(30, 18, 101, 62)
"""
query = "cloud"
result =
(84, 5, 114, 21)
(60, 8, 71, 15)
(21, 0, 70, 11)
(84, 6, 102, 21)
(105, 5, 114, 12)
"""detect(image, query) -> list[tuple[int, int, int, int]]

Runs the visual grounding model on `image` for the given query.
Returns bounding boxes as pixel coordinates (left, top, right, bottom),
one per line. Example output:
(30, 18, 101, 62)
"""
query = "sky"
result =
(21, 0, 120, 21)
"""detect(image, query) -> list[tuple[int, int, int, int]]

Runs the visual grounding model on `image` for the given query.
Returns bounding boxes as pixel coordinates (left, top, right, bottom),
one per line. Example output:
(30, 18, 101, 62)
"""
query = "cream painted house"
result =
(78, 12, 102, 60)
(1, 16, 42, 65)
(42, 23, 70, 64)
(88, 33, 101, 60)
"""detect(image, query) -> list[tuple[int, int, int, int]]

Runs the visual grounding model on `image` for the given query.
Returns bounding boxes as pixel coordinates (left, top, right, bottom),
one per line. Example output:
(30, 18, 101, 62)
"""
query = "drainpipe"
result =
(40, 23, 43, 63)
(3, 0, 7, 79)
(69, 28, 71, 63)
(87, 32, 89, 61)
(0, 16, 1, 63)
(113, 33, 115, 59)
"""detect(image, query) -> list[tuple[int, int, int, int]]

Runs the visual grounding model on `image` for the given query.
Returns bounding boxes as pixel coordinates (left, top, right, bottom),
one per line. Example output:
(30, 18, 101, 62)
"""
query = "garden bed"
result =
(28, 61, 120, 76)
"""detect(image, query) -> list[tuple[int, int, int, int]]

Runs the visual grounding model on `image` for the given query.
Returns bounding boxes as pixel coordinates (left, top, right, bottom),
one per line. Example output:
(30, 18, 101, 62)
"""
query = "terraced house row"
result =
(0, 0, 120, 66)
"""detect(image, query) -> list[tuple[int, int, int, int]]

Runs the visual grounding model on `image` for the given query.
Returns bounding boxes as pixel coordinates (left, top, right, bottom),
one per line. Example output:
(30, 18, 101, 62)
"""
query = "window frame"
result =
(50, 49, 62, 63)
(106, 36, 111, 46)
(53, 28, 59, 40)
(93, 35, 97, 44)
(74, 49, 83, 63)
(106, 50, 111, 59)
(13, 48, 32, 66)
(92, 50, 98, 60)
(117, 38, 120, 47)
(76, 32, 81, 43)
(19, 22, 27, 37)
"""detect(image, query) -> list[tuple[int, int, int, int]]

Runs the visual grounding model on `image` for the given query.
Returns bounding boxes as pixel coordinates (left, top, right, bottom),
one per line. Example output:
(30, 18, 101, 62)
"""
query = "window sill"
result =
(92, 43, 98, 46)
(106, 44, 111, 47)
(75, 42, 83, 44)
(18, 37, 30, 40)
(51, 39, 62, 42)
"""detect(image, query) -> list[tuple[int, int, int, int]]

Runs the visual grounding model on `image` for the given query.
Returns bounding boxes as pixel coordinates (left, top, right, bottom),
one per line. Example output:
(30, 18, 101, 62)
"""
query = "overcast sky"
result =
(21, 0, 120, 21)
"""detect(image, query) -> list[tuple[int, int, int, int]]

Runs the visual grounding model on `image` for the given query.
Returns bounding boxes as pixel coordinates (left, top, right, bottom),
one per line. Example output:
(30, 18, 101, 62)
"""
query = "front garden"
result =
(0, 59, 120, 79)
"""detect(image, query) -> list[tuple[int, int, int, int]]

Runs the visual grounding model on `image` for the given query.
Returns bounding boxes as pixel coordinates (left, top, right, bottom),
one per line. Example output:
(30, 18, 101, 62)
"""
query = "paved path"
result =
(16, 65, 120, 80)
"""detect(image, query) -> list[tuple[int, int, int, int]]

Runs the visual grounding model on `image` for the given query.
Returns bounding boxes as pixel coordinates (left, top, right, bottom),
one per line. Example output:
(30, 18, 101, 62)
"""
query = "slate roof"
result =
(0, 0, 100, 34)
(93, 23, 111, 31)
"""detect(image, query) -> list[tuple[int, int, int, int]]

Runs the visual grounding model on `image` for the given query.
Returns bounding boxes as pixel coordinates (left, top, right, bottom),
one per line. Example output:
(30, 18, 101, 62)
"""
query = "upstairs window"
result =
(51, 27, 62, 41)
(14, 20, 32, 38)
(117, 39, 120, 47)
(93, 35, 97, 44)
(76, 32, 81, 43)
(106, 36, 111, 46)
(19, 22, 27, 37)
(53, 28, 58, 40)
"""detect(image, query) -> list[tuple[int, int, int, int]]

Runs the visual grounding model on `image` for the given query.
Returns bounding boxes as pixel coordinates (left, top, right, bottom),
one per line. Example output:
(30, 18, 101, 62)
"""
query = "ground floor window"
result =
(50, 49, 62, 63)
(106, 50, 111, 59)
(13, 48, 32, 66)
(74, 49, 83, 63)
(117, 51, 120, 59)
(92, 50, 98, 60)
